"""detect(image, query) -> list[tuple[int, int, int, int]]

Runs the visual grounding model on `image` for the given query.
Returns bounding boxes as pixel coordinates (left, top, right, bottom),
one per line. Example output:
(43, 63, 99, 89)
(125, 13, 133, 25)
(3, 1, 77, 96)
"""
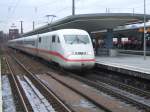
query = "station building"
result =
(9, 29, 19, 40)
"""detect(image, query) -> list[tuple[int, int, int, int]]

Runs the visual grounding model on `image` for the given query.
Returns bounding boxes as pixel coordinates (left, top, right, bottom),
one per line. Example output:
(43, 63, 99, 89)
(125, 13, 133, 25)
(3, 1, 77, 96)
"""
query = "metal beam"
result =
(72, 0, 75, 15)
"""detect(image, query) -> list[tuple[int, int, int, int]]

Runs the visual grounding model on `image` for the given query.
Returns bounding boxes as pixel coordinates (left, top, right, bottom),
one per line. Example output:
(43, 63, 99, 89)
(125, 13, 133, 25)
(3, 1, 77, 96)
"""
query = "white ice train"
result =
(8, 29, 95, 69)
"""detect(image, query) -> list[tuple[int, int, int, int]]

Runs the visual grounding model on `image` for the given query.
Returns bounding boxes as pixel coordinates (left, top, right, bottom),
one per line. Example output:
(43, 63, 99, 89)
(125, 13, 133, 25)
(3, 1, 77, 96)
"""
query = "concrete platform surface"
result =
(0, 59, 2, 112)
(96, 54, 150, 79)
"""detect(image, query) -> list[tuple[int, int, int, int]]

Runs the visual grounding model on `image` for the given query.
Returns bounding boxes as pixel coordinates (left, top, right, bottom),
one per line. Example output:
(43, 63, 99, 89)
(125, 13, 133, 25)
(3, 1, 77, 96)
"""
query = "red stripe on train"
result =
(16, 46, 96, 62)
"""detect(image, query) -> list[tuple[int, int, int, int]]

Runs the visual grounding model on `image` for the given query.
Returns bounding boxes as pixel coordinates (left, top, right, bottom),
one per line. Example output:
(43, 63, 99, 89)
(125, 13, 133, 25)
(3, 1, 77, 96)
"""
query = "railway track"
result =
(5, 57, 33, 112)
(87, 71, 150, 98)
(94, 66, 150, 92)
(56, 70, 150, 111)
(9, 51, 108, 112)
(18, 75, 56, 112)
(7, 48, 150, 112)
(44, 59, 150, 111)
(5, 54, 73, 112)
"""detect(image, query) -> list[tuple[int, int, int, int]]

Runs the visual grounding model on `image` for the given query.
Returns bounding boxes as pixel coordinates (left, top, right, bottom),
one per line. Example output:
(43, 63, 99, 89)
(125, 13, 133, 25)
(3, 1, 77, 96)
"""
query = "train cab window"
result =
(64, 35, 90, 44)
(39, 37, 41, 43)
(52, 35, 56, 43)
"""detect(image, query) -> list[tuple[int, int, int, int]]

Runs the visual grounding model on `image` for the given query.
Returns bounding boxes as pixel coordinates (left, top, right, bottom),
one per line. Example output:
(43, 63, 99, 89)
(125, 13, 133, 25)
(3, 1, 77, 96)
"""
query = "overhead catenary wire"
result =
(5, 0, 21, 32)
(2, 0, 150, 33)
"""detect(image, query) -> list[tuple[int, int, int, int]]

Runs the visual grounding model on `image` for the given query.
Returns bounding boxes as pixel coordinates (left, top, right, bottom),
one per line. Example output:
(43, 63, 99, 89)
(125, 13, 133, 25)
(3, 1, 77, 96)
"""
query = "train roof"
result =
(8, 29, 89, 42)
(8, 35, 37, 42)
(39, 29, 88, 36)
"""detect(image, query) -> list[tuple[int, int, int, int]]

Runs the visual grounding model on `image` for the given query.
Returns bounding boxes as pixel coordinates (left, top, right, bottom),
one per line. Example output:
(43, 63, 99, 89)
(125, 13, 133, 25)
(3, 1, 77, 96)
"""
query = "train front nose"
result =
(64, 61, 95, 70)
(64, 51, 95, 70)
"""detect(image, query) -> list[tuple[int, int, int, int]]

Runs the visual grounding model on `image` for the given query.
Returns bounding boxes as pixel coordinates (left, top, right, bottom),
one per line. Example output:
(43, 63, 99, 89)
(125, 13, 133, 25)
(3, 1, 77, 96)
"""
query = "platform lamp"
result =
(143, 0, 146, 60)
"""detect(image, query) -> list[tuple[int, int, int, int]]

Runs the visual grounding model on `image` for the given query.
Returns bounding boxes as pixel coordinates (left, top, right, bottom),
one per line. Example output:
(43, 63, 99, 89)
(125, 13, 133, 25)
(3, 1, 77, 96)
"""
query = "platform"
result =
(0, 59, 2, 112)
(96, 54, 150, 80)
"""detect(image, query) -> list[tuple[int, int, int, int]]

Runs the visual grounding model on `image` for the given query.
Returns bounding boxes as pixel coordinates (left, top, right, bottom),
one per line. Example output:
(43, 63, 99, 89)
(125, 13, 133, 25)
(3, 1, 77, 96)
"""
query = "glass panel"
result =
(52, 35, 55, 43)
(64, 35, 90, 44)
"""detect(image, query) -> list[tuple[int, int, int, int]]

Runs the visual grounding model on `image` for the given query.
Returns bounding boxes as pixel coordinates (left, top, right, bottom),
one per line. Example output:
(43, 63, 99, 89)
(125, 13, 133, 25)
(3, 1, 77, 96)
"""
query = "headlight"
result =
(66, 52, 73, 57)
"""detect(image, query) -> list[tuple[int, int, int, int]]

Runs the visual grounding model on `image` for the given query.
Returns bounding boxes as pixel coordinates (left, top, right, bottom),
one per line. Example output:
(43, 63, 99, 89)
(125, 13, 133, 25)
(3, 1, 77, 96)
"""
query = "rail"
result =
(5, 57, 33, 112)
(118, 49, 150, 55)
(11, 55, 73, 112)
(59, 70, 150, 111)
(93, 71, 150, 98)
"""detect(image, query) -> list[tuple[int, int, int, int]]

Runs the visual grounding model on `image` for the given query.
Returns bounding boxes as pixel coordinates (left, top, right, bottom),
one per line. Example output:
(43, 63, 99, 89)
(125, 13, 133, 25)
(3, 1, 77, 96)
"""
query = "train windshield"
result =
(64, 35, 90, 44)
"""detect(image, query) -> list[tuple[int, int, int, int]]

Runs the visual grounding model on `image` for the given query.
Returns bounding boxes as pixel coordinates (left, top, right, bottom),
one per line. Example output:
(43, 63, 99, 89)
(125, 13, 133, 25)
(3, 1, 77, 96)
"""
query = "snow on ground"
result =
(2, 75, 16, 112)
(18, 76, 55, 112)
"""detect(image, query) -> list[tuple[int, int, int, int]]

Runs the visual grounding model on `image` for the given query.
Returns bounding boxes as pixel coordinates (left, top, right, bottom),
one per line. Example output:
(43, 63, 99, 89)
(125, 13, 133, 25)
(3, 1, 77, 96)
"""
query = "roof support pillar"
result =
(105, 28, 113, 49)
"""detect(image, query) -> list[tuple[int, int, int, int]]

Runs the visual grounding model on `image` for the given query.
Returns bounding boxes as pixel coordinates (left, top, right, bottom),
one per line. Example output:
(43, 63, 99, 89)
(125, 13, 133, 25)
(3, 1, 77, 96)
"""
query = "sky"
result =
(0, 0, 150, 33)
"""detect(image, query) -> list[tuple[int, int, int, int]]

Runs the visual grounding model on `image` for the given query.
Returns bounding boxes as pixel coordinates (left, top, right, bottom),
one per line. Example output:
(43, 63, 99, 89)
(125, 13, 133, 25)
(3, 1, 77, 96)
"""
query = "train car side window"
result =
(39, 37, 41, 43)
(52, 35, 56, 43)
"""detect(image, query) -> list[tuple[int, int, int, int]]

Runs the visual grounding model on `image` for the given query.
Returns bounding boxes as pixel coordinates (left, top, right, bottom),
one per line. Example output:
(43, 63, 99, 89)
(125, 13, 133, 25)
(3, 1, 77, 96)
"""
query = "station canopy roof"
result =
(22, 13, 150, 37)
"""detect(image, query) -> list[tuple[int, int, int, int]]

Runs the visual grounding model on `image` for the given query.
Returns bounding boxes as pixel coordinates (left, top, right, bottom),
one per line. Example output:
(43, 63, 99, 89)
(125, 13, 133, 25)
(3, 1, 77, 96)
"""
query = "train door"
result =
(46, 35, 52, 61)
(35, 35, 39, 55)
(51, 35, 61, 62)
(47, 35, 51, 51)
(37, 34, 42, 57)
(55, 35, 61, 53)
